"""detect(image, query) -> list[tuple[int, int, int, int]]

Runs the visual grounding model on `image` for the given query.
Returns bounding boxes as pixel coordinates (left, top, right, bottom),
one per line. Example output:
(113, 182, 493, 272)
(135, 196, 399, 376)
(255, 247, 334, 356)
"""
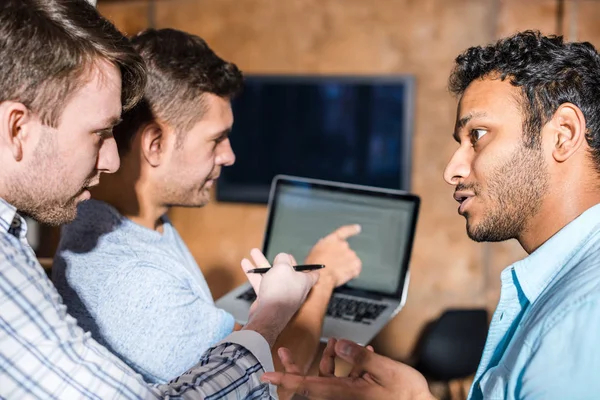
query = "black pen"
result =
(246, 264, 325, 274)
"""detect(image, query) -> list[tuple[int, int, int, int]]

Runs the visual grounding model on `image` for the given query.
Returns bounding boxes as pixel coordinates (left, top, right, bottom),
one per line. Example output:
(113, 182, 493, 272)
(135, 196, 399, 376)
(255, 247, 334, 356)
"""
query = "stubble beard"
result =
(466, 143, 549, 243)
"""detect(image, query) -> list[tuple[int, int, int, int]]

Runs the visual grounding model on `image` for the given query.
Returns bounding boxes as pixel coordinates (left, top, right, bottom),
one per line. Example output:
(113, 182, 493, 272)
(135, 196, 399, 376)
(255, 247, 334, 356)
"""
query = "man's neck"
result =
(518, 181, 600, 254)
(92, 173, 167, 232)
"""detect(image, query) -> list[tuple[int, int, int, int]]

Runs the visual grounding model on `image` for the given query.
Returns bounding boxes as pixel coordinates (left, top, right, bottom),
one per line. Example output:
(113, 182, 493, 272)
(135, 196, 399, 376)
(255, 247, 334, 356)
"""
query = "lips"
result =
(85, 176, 101, 189)
(453, 191, 475, 215)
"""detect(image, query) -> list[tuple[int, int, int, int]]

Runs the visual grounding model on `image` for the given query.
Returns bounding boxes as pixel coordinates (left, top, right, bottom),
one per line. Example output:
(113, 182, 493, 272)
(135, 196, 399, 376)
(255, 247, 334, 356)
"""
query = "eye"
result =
(213, 134, 229, 149)
(95, 129, 114, 141)
(470, 129, 487, 145)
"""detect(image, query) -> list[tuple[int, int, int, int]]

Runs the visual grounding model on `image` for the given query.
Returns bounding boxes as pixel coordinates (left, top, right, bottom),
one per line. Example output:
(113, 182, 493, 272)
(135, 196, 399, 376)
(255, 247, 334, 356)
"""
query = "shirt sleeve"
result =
(0, 241, 276, 400)
(517, 297, 600, 399)
(152, 331, 277, 399)
(92, 261, 235, 383)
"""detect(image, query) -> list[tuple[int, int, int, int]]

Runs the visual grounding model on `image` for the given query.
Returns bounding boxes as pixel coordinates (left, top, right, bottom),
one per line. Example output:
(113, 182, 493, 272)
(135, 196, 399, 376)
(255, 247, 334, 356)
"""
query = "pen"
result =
(246, 264, 325, 274)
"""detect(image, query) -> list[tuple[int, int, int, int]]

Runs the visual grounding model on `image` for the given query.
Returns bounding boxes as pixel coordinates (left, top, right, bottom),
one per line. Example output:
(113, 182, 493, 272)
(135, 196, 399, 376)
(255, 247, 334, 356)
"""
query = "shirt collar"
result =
(512, 203, 600, 303)
(0, 197, 28, 240)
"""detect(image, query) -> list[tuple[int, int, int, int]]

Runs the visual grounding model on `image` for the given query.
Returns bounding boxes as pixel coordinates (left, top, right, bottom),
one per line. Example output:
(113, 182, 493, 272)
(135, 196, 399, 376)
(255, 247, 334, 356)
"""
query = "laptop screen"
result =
(263, 177, 420, 297)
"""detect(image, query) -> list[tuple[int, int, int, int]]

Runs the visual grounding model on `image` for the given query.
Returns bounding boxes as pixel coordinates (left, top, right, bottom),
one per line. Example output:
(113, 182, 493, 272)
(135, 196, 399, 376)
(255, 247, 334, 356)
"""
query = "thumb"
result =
(273, 252, 294, 267)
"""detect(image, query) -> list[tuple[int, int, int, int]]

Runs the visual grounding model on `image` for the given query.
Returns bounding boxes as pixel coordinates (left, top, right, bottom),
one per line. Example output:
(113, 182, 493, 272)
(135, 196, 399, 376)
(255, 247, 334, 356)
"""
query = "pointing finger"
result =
(332, 224, 361, 241)
(278, 347, 302, 375)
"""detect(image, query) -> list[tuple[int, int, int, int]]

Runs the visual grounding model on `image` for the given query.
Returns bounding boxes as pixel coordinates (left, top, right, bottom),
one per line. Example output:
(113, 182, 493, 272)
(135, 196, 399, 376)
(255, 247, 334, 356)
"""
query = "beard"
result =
(463, 143, 549, 242)
(161, 180, 212, 208)
(159, 163, 217, 208)
(15, 191, 82, 226)
(6, 129, 95, 226)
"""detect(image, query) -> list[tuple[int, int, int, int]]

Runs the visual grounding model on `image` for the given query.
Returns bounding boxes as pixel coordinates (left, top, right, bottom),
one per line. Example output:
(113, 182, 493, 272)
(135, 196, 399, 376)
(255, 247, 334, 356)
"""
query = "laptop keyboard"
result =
(326, 297, 388, 325)
(237, 287, 257, 302)
(236, 288, 388, 325)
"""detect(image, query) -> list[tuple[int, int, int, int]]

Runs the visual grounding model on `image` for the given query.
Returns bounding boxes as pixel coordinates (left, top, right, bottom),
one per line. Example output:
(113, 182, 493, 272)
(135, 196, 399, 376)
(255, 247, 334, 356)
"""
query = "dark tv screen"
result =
(217, 75, 415, 203)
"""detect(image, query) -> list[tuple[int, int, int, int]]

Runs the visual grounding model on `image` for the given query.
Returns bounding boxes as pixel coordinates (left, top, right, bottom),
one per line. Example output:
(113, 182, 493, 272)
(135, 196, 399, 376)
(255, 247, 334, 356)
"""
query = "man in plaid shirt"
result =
(0, 1, 317, 398)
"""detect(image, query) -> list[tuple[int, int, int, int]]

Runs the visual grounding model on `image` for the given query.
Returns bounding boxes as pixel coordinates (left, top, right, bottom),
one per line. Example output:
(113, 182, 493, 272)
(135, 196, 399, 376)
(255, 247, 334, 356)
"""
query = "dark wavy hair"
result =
(449, 30, 600, 167)
(114, 28, 244, 155)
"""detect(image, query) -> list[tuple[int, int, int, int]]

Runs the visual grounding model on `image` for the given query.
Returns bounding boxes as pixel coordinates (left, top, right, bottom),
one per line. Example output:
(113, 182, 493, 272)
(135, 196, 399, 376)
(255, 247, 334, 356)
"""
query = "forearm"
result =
(243, 301, 299, 348)
(273, 276, 336, 374)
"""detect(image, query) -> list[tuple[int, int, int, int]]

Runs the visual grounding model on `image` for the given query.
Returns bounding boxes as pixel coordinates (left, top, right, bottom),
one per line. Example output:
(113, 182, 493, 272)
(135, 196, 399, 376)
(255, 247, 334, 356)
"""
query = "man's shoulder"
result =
(550, 249, 600, 307)
(56, 200, 148, 262)
(524, 254, 600, 339)
(61, 199, 122, 237)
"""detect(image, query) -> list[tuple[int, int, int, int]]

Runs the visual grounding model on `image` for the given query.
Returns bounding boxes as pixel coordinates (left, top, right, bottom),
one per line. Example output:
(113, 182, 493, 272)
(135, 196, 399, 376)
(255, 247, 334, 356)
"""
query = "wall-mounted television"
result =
(217, 74, 415, 203)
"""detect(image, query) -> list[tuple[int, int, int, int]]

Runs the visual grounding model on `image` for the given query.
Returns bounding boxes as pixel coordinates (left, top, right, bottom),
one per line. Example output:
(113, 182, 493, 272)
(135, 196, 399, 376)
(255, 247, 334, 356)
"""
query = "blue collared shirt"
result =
(0, 198, 276, 399)
(469, 203, 600, 399)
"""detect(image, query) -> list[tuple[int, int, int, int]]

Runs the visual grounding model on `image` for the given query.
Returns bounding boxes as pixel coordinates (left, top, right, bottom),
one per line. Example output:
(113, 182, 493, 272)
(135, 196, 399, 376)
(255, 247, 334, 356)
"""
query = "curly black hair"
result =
(449, 30, 600, 166)
(114, 28, 243, 155)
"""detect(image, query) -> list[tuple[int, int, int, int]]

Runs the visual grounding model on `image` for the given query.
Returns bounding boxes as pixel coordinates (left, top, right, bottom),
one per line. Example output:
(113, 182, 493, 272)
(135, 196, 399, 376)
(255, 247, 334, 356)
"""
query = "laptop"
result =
(216, 175, 420, 345)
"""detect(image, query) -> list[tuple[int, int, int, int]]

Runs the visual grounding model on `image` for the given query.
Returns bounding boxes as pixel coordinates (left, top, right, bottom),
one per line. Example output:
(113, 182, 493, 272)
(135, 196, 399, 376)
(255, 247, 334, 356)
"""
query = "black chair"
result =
(413, 309, 488, 381)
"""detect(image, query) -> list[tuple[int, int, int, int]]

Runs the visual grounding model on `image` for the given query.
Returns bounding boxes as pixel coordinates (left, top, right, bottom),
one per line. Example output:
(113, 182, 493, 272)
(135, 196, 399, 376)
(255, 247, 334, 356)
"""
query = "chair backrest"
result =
(414, 309, 488, 381)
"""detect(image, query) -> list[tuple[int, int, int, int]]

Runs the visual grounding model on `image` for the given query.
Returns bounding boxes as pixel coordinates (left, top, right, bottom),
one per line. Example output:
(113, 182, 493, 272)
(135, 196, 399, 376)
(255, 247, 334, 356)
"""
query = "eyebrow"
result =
(453, 111, 488, 142)
(105, 116, 123, 128)
(212, 128, 231, 141)
(92, 117, 122, 135)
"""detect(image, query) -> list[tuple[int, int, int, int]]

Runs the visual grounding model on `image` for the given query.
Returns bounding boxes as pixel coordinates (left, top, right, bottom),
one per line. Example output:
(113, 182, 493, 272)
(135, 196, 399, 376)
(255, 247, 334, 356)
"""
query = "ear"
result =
(0, 102, 33, 162)
(140, 121, 164, 167)
(547, 103, 587, 163)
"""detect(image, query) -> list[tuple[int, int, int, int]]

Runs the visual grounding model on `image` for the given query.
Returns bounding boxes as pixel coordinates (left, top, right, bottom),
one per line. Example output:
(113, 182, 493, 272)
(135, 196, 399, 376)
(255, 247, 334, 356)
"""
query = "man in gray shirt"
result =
(53, 28, 363, 390)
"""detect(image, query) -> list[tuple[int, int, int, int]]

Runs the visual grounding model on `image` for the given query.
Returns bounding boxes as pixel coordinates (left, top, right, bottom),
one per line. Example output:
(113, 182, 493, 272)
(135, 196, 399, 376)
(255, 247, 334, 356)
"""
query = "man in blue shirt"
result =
(262, 31, 600, 399)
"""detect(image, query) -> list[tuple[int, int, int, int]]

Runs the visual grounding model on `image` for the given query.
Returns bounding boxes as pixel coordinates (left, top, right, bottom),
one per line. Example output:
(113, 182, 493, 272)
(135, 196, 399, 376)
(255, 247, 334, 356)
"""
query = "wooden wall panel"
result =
(98, 0, 150, 36)
(495, 0, 559, 37)
(564, 0, 600, 45)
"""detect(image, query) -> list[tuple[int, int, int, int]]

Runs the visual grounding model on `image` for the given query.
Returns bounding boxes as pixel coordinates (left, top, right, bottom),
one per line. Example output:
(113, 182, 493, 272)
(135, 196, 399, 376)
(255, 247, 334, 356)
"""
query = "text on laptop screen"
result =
(265, 183, 416, 295)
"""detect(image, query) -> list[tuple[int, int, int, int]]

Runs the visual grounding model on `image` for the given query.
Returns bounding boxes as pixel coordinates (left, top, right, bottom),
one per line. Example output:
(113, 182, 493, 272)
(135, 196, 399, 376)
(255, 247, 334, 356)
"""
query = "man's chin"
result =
(178, 201, 210, 208)
(23, 203, 79, 226)
(167, 198, 211, 209)
(466, 220, 514, 243)
(29, 209, 77, 226)
(465, 216, 488, 242)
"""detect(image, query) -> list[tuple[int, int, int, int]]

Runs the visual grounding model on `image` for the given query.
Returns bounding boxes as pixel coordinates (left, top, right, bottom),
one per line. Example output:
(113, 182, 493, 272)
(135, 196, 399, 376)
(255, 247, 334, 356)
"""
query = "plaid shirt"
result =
(0, 198, 275, 399)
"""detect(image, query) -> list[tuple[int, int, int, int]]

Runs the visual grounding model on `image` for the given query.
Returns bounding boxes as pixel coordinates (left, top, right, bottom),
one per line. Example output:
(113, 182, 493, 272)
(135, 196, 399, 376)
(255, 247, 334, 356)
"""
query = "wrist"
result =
(256, 299, 298, 317)
(314, 273, 336, 291)
(244, 301, 298, 346)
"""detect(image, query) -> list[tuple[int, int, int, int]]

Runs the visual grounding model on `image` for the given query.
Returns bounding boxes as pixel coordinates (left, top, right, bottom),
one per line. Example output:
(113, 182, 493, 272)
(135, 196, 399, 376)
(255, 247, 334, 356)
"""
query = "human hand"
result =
(241, 249, 319, 346)
(305, 224, 362, 287)
(318, 338, 374, 379)
(262, 339, 434, 400)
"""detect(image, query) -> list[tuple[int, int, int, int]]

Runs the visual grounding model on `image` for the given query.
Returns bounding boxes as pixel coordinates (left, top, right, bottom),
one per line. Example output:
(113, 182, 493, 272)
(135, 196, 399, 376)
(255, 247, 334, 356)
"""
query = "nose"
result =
(97, 136, 120, 174)
(215, 138, 236, 167)
(443, 145, 472, 186)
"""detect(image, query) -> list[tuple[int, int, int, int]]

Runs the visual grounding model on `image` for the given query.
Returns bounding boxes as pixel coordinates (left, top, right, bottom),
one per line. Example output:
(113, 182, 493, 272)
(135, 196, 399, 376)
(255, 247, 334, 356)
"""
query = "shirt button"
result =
(499, 312, 504, 321)
(10, 218, 21, 228)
